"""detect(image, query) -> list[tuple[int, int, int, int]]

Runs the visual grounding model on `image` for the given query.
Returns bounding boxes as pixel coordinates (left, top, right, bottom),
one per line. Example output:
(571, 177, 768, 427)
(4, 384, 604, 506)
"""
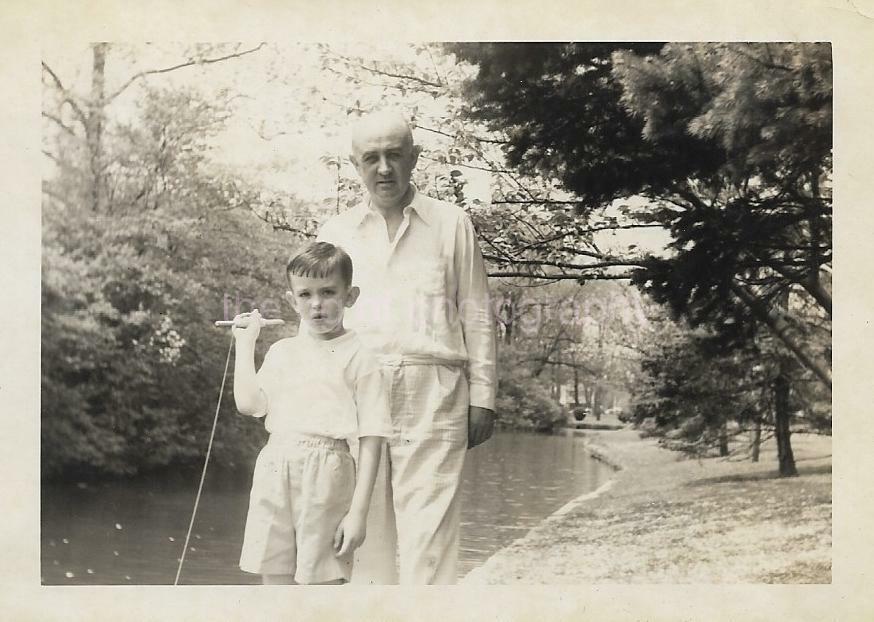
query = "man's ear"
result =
(349, 152, 360, 172)
(411, 144, 422, 169)
(345, 286, 360, 307)
(285, 290, 297, 312)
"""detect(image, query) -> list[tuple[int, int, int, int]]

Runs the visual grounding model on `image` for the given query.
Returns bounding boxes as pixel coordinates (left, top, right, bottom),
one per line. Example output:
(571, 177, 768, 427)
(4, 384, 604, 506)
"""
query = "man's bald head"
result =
(350, 109, 415, 155)
(349, 109, 421, 212)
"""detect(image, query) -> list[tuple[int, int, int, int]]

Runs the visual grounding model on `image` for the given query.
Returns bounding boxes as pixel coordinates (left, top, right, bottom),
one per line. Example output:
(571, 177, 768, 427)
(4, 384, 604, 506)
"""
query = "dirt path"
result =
(462, 428, 831, 584)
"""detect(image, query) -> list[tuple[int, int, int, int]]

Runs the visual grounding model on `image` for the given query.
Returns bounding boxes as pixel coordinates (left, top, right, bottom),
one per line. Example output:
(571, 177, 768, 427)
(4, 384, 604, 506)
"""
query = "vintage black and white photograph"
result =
(37, 40, 835, 591)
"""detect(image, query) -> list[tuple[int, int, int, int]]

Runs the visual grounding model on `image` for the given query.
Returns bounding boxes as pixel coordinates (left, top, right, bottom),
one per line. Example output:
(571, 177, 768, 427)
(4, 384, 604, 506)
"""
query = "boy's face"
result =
(286, 271, 359, 340)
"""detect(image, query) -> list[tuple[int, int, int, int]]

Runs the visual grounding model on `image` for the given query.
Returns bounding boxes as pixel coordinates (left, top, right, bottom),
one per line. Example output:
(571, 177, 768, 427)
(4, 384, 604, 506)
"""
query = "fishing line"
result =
(174, 333, 234, 586)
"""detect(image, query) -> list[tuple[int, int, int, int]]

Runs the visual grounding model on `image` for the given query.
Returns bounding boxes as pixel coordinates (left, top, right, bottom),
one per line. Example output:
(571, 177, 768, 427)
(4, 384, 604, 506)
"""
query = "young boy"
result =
(231, 241, 392, 585)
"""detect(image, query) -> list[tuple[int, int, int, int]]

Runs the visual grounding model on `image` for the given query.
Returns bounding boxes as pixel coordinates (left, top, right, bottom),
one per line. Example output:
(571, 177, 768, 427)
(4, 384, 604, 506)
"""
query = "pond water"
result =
(41, 429, 609, 584)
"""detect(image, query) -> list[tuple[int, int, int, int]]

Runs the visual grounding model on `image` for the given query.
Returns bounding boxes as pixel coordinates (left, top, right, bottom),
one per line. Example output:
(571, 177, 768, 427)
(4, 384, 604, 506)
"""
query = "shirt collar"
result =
(354, 185, 432, 227)
(297, 327, 356, 346)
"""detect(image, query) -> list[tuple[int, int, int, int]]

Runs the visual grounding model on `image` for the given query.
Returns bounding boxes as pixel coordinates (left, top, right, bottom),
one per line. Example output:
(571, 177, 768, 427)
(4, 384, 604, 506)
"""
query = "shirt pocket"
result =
(412, 261, 446, 297)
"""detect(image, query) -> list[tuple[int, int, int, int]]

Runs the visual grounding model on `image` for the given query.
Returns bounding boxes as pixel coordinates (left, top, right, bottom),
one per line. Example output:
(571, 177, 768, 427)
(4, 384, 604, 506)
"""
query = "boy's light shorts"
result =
(239, 433, 355, 583)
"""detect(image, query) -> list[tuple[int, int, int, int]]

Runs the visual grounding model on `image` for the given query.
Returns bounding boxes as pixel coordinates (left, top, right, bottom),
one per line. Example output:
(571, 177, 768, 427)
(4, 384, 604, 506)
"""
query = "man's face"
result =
(351, 120, 420, 210)
(286, 272, 358, 340)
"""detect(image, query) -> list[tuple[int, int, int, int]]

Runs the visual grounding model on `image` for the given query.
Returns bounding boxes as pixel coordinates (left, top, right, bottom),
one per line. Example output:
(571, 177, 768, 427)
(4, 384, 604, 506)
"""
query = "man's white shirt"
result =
(317, 188, 497, 411)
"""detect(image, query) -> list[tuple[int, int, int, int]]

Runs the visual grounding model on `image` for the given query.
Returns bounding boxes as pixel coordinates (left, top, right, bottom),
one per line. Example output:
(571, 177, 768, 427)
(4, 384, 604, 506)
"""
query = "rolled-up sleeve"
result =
(353, 357, 394, 438)
(454, 213, 497, 411)
(251, 346, 279, 418)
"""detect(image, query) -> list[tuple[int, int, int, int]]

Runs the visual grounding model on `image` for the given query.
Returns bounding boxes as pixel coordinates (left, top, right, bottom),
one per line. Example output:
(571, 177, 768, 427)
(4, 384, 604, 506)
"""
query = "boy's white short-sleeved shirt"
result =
(253, 329, 393, 439)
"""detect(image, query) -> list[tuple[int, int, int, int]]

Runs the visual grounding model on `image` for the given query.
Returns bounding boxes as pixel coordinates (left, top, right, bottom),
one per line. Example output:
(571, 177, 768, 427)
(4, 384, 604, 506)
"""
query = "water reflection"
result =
(458, 429, 608, 575)
(42, 430, 608, 584)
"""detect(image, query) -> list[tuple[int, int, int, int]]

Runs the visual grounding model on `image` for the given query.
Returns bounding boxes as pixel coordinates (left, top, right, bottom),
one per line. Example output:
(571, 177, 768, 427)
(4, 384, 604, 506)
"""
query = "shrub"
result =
(495, 368, 566, 432)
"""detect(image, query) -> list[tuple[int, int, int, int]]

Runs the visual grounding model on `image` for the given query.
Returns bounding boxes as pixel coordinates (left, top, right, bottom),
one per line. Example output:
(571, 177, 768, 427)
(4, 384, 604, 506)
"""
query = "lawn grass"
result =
(462, 428, 831, 584)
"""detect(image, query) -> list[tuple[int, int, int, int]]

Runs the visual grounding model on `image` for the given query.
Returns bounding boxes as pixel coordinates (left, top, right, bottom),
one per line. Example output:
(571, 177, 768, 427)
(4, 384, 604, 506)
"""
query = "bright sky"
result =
(43, 42, 668, 257)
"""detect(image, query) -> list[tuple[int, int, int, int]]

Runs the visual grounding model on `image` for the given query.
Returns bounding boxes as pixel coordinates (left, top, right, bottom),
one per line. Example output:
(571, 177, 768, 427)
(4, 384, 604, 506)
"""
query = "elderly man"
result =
(317, 110, 497, 584)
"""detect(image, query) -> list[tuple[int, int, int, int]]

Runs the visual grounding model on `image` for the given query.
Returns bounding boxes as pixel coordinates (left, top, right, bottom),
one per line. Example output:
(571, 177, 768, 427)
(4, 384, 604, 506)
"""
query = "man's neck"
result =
(370, 185, 415, 219)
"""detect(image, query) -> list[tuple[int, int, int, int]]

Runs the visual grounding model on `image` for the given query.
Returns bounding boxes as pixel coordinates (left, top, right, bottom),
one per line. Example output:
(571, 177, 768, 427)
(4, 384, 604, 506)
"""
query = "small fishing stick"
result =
(214, 318, 285, 327)
(174, 315, 285, 585)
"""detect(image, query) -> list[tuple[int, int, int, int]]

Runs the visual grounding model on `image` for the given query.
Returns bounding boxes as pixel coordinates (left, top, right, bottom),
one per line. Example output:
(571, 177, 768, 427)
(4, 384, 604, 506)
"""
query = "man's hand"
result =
(468, 406, 496, 449)
(333, 511, 367, 558)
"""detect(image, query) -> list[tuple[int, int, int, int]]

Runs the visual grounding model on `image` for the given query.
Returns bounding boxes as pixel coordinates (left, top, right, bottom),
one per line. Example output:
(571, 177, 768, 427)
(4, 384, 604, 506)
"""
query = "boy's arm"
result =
(333, 435, 382, 557)
(334, 354, 392, 556)
(232, 310, 267, 416)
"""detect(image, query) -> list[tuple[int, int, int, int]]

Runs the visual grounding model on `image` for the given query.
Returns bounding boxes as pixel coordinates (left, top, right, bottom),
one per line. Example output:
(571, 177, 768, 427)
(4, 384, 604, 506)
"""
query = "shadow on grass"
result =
(684, 463, 832, 487)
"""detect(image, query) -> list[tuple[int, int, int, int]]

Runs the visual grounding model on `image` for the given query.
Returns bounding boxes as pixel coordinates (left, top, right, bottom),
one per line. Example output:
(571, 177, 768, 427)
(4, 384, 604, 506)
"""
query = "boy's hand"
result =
(231, 309, 262, 346)
(333, 511, 366, 558)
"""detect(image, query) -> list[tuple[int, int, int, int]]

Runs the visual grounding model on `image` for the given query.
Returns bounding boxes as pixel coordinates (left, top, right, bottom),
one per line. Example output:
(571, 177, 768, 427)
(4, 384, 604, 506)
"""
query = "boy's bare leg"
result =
(262, 574, 296, 585)
(350, 443, 399, 584)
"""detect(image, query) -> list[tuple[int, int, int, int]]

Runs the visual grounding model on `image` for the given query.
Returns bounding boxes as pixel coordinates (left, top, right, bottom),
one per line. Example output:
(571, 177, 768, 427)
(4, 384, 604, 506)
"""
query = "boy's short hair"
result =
(286, 241, 353, 288)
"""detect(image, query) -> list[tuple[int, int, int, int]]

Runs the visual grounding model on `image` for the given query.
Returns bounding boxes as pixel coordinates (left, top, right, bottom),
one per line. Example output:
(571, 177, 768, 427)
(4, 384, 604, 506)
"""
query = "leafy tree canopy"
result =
(449, 42, 832, 389)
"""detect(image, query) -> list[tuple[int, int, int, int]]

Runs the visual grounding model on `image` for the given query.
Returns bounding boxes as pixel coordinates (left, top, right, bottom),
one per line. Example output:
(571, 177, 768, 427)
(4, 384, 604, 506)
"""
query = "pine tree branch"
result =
(491, 199, 584, 205)
(511, 223, 663, 252)
(729, 281, 831, 391)
(483, 254, 645, 271)
(757, 256, 832, 316)
(416, 123, 509, 145)
(734, 46, 795, 73)
(417, 154, 515, 175)
(488, 271, 636, 281)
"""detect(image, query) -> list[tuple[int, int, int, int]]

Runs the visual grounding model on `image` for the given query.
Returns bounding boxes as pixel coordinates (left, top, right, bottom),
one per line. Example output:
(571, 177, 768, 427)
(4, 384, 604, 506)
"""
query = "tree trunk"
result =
(593, 385, 602, 420)
(718, 423, 729, 457)
(805, 172, 831, 317)
(87, 43, 108, 213)
(501, 298, 513, 344)
(551, 361, 560, 401)
(750, 418, 762, 462)
(582, 384, 594, 409)
(573, 364, 579, 405)
(774, 365, 798, 477)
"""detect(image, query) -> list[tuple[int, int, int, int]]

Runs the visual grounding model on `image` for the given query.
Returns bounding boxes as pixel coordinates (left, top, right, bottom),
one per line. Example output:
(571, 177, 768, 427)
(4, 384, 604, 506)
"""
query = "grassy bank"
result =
(462, 428, 831, 584)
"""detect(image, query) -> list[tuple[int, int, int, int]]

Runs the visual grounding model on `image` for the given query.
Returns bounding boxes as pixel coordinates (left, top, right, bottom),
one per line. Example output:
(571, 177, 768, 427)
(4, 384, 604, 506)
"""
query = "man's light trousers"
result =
(351, 361, 469, 584)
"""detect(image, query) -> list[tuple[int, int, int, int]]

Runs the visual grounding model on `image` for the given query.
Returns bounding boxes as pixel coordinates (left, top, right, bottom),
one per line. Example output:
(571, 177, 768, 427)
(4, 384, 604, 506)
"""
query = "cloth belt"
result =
(379, 354, 466, 368)
(266, 432, 350, 453)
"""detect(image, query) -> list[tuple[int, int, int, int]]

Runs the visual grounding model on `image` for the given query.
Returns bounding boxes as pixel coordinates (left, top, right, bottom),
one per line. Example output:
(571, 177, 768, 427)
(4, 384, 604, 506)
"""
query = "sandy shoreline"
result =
(462, 427, 831, 584)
